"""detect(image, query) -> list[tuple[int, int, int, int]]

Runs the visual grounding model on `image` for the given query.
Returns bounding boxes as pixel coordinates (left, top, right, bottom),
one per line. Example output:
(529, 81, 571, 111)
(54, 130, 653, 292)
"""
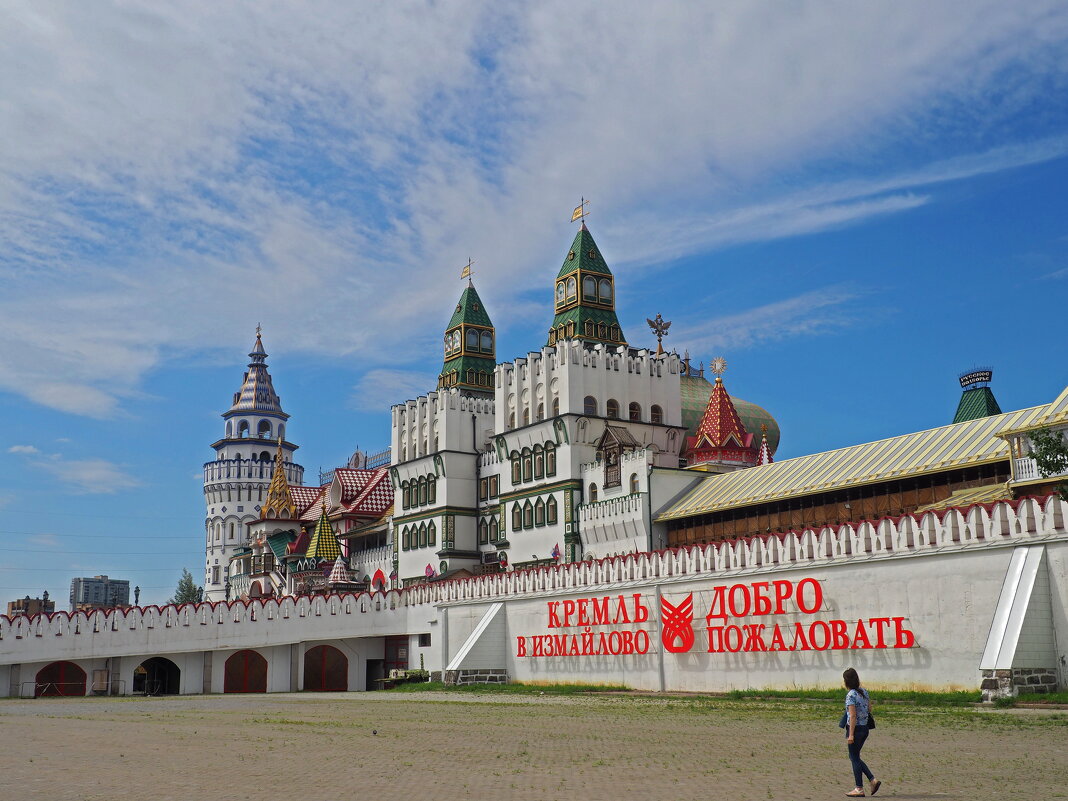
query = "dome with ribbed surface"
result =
(680, 373, 780, 455)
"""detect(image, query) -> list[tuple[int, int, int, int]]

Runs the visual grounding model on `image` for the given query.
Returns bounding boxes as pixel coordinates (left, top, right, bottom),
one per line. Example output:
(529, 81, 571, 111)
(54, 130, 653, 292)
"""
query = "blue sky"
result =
(1, 2, 1067, 606)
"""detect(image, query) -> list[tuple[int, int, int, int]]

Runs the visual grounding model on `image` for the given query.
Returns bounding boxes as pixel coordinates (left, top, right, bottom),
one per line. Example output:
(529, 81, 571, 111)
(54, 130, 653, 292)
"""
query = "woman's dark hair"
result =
(843, 668, 860, 690)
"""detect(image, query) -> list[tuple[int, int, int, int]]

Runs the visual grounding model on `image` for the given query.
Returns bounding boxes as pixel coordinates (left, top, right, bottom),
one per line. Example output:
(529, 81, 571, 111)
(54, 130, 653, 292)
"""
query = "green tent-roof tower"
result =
(547, 224, 627, 347)
(439, 281, 496, 395)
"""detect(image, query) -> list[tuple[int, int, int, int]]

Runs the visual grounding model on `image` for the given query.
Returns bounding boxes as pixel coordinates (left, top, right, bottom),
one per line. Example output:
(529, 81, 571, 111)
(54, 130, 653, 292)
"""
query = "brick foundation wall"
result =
(981, 668, 1060, 701)
(443, 669, 508, 686)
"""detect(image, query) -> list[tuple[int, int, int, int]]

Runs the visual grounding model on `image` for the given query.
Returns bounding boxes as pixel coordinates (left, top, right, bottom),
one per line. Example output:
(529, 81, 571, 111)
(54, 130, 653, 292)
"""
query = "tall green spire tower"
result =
(439, 280, 496, 395)
(547, 224, 626, 347)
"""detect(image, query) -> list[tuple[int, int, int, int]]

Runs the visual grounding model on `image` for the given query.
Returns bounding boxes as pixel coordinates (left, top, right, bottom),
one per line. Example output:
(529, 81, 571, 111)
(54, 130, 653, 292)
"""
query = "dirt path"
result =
(1, 692, 1065, 801)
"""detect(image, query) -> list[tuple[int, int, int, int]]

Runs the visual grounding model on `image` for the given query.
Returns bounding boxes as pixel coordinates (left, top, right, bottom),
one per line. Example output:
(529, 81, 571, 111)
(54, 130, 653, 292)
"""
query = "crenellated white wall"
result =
(5, 497, 1065, 696)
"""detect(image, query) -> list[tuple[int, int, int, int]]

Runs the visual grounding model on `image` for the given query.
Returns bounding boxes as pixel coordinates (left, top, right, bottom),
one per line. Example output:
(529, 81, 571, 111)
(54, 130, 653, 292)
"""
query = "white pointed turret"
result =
(203, 329, 305, 602)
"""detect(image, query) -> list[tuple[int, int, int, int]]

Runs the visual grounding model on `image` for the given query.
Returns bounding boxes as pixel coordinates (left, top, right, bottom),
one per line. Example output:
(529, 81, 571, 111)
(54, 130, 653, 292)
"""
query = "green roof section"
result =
(266, 530, 297, 561)
(953, 386, 1002, 423)
(447, 283, 494, 330)
(556, 225, 613, 278)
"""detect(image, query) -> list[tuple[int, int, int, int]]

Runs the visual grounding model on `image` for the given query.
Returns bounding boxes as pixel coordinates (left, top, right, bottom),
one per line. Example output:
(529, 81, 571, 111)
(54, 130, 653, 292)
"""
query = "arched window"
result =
(545, 443, 557, 476)
(546, 495, 558, 524)
(583, 395, 597, 416)
(489, 516, 499, 541)
(535, 498, 545, 526)
(418, 477, 427, 505)
(588, 483, 598, 503)
(237, 420, 249, 438)
(466, 329, 478, 349)
(229, 523, 235, 540)
(606, 399, 620, 419)
(511, 453, 522, 484)
(522, 448, 533, 482)
(629, 402, 642, 422)
(427, 520, 436, 547)
(508, 411, 516, 430)
(278, 424, 285, 440)
(522, 407, 530, 426)
(481, 331, 493, 352)
(428, 478, 436, 503)
(582, 275, 597, 301)
(536, 403, 544, 421)
(260, 451, 270, 462)
(565, 276, 577, 302)
(402, 527, 410, 550)
(479, 520, 488, 544)
(512, 503, 523, 531)
(551, 397, 560, 416)
(598, 278, 613, 304)
(418, 523, 427, 548)
(533, 445, 544, 479)
(556, 282, 566, 306)
(257, 420, 271, 439)
(630, 473, 640, 494)
(651, 404, 663, 424)
(523, 501, 534, 528)
(226, 421, 233, 437)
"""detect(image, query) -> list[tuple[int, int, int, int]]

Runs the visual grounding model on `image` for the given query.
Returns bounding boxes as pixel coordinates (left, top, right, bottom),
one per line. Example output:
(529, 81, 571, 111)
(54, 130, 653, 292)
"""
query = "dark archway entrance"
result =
(35, 661, 86, 697)
(224, 649, 267, 693)
(303, 644, 348, 691)
(134, 657, 181, 695)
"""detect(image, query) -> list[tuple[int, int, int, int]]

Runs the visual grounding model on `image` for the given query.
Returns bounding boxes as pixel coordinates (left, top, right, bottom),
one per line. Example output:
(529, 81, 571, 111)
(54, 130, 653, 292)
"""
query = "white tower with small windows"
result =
(203, 331, 303, 601)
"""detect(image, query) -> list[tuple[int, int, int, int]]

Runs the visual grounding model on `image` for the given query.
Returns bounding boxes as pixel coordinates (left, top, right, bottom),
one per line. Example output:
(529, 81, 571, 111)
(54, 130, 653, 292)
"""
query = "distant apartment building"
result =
(69, 576, 130, 611)
(7, 592, 55, 617)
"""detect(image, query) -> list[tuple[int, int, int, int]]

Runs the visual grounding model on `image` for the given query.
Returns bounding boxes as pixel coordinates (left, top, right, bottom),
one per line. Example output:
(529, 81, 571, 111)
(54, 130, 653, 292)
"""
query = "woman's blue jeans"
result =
(847, 725, 874, 787)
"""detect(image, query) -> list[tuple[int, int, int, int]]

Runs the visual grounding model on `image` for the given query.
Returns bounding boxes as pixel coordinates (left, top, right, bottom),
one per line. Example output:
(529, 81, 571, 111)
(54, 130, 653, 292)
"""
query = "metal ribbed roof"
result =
(657, 400, 1055, 522)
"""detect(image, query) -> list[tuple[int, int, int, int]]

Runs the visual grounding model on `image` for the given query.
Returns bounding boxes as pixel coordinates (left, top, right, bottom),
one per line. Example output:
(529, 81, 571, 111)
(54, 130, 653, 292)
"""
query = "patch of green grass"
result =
(1001, 691, 1068, 706)
(722, 687, 982, 706)
(383, 680, 630, 695)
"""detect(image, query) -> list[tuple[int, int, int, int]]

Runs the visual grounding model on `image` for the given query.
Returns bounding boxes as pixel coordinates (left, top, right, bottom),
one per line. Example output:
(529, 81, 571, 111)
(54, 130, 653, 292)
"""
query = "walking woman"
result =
(842, 668, 881, 797)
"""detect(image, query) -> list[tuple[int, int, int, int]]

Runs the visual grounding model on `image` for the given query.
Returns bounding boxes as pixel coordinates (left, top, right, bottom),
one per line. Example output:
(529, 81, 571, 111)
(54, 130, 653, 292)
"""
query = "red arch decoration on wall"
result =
(303, 644, 348, 692)
(35, 661, 87, 697)
(371, 569, 387, 591)
(224, 649, 267, 693)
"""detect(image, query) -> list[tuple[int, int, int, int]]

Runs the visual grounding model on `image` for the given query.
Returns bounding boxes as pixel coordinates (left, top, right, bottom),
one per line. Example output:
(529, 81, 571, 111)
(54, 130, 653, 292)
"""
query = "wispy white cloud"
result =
(0, 2, 1065, 417)
(352, 369, 438, 411)
(7, 445, 40, 454)
(30, 456, 141, 495)
(672, 285, 866, 355)
(27, 534, 60, 549)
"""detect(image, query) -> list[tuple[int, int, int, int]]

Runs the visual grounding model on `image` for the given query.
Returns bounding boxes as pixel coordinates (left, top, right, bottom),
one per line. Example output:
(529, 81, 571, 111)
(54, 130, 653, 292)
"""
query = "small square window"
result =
(418, 633, 432, 648)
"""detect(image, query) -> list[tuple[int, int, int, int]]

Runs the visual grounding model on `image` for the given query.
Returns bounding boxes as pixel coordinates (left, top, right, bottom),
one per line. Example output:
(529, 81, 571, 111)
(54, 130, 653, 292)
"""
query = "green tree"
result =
(170, 568, 204, 605)
(1029, 427, 1068, 501)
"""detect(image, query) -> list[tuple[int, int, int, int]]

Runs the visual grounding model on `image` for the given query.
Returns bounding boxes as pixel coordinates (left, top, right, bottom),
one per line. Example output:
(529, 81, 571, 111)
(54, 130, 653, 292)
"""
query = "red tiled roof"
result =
(291, 485, 324, 519)
(339, 468, 393, 517)
(334, 468, 374, 503)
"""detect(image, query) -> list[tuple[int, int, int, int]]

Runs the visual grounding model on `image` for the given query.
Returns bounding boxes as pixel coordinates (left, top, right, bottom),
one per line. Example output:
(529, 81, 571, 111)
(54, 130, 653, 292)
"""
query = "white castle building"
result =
(2, 222, 1067, 700)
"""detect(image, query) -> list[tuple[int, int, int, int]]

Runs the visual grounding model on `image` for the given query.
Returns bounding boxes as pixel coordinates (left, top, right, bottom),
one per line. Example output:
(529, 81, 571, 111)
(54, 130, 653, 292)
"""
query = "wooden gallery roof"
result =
(656, 392, 1065, 523)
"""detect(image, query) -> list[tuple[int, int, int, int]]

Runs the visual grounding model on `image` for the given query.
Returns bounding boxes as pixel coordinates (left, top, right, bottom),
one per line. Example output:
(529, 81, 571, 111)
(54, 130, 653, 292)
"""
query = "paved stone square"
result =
(0, 691, 1065, 801)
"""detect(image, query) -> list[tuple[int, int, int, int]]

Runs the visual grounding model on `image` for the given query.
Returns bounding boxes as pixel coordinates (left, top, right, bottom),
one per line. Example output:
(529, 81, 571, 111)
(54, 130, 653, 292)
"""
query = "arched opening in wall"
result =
(35, 661, 86, 697)
(133, 657, 181, 695)
(238, 420, 250, 438)
(248, 581, 263, 598)
(257, 420, 271, 439)
(583, 395, 597, 416)
(630, 473, 640, 494)
(303, 644, 348, 692)
(629, 402, 642, 422)
(226, 421, 233, 437)
(552, 397, 560, 416)
(259, 451, 270, 462)
(588, 483, 598, 503)
(224, 649, 268, 693)
(278, 424, 285, 440)
(650, 405, 663, 424)
(606, 399, 620, 419)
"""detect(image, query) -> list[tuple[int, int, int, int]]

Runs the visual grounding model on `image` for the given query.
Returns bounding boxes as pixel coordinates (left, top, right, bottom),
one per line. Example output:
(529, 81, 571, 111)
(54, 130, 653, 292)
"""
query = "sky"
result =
(1, 2, 1067, 607)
